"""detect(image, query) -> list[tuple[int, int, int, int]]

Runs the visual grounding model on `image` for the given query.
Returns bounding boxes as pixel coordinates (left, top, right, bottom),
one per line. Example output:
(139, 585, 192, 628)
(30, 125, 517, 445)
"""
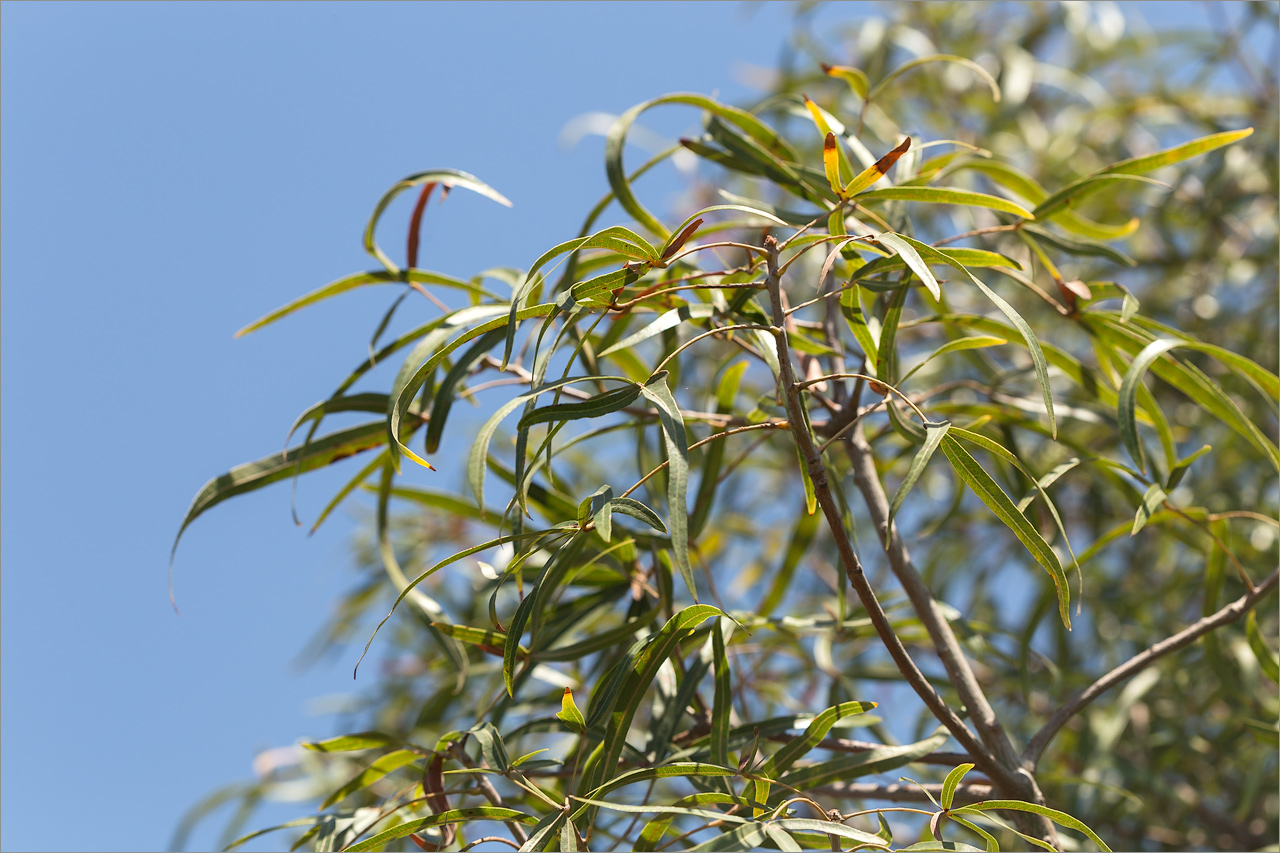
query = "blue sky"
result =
(0, 2, 1255, 851)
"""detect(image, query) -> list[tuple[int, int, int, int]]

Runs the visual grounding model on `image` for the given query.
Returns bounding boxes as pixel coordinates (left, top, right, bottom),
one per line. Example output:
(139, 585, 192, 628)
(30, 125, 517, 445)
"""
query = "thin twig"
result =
(811, 781, 994, 806)
(1023, 568, 1279, 767)
(447, 743, 530, 845)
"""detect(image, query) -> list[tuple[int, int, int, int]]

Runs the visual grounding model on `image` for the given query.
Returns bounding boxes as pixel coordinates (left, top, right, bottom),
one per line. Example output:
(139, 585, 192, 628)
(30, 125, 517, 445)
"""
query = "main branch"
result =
(761, 236, 1012, 793)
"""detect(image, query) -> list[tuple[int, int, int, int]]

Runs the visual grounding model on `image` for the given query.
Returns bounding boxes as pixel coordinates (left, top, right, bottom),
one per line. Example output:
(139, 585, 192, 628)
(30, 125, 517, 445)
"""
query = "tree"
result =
(173, 3, 1279, 851)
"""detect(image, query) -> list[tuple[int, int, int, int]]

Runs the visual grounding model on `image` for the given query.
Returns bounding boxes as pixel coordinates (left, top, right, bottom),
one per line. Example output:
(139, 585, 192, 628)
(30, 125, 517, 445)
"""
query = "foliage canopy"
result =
(175, 4, 1278, 851)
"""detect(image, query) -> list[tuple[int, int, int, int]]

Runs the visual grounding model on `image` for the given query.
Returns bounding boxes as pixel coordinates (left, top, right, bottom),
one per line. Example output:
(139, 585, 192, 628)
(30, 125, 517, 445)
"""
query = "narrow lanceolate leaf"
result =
(823, 132, 844, 198)
(1104, 127, 1253, 177)
(1246, 610, 1280, 684)
(517, 384, 642, 430)
(391, 302, 557, 470)
(869, 54, 1001, 103)
(949, 802, 1111, 852)
(235, 270, 487, 338)
(1033, 128, 1253, 220)
(939, 435, 1071, 629)
(467, 375, 633, 511)
(888, 421, 951, 528)
(778, 731, 949, 790)
(593, 606, 725, 795)
(769, 820, 889, 849)
(1131, 483, 1168, 537)
(172, 421, 388, 565)
(504, 582, 541, 696)
(901, 336, 1008, 383)
(710, 621, 732, 768)
(321, 748, 421, 810)
(607, 93, 796, 239)
(875, 232, 941, 301)
(303, 732, 401, 753)
(598, 304, 718, 357)
(1119, 337, 1278, 472)
(640, 371, 695, 598)
(844, 137, 911, 196)
(1166, 444, 1211, 491)
(941, 763, 976, 809)
(892, 235, 1056, 437)
(756, 700, 877, 778)
(854, 248, 1022, 282)
(859, 186, 1034, 219)
(363, 169, 512, 273)
(822, 62, 871, 99)
(344, 808, 536, 853)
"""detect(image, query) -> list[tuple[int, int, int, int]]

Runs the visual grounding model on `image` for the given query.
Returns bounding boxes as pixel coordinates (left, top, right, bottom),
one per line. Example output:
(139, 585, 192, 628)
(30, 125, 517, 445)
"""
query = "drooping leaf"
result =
(859, 186, 1035, 219)
(888, 421, 951, 527)
(938, 435, 1071, 629)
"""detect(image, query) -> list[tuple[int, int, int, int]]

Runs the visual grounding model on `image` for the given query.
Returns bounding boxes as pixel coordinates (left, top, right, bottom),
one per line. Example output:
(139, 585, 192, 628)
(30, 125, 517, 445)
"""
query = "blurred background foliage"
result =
(177, 2, 1278, 851)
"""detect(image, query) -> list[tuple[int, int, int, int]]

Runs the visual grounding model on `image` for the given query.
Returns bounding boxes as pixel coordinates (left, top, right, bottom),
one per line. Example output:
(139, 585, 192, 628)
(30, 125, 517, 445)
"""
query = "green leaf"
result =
(592, 606, 725, 796)
(711, 621, 732, 768)
(841, 282, 879, 363)
(1021, 225, 1136, 268)
(941, 763, 976, 809)
(770, 820, 889, 848)
(363, 169, 512, 273)
(581, 761, 737, 812)
(518, 384, 643, 431)
(888, 422, 950, 530)
(686, 822, 770, 852)
(950, 801, 1111, 852)
(875, 232, 942, 301)
(607, 93, 796, 239)
(1033, 128, 1253, 220)
(344, 807, 535, 853)
(640, 371, 695, 597)
(854, 248, 1023, 283)
(598, 304, 718, 357)
(235, 270, 492, 338)
(901, 337, 1007, 383)
(467, 375, 633, 511)
(1093, 320, 1278, 470)
(1103, 127, 1254, 177)
(822, 62, 870, 98)
(320, 748, 421, 810)
(1246, 610, 1279, 684)
(891, 236, 1057, 437)
(303, 732, 402, 753)
(390, 302, 557, 470)
(1166, 444, 1211, 491)
(778, 731, 949, 789)
(859, 187, 1034, 220)
(172, 421, 388, 567)
(763, 700, 878, 777)
(868, 54, 1001, 103)
(939, 435, 1071, 629)
(1030, 173, 1167, 220)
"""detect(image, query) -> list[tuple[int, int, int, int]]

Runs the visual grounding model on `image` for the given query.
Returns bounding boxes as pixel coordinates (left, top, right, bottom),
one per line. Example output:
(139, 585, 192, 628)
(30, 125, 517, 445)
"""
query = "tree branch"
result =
(761, 235, 1014, 793)
(1023, 568, 1280, 767)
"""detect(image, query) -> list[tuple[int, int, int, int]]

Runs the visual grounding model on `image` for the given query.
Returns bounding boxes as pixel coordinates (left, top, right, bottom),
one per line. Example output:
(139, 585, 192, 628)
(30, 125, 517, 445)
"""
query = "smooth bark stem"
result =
(760, 237, 1005, 788)
(844, 424, 1023, 770)
(763, 236, 1058, 847)
(1023, 568, 1279, 767)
